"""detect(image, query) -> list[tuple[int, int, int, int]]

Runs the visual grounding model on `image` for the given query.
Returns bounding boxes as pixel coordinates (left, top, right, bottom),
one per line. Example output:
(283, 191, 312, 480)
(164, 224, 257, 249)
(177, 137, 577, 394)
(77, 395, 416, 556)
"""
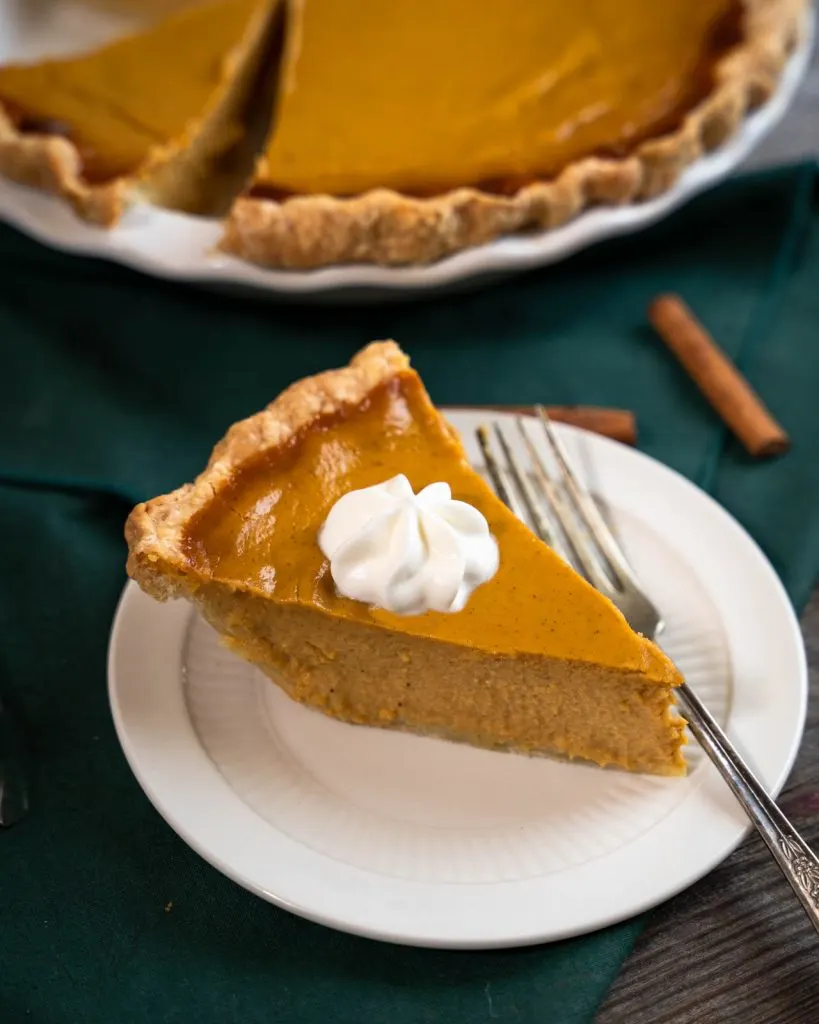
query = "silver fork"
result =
(478, 406, 819, 934)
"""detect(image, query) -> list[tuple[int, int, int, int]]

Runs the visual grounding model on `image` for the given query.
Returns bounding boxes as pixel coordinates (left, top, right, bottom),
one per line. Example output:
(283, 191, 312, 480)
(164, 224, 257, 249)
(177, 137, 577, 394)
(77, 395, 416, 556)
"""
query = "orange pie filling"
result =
(0, 0, 741, 199)
(184, 370, 675, 674)
(252, 0, 743, 198)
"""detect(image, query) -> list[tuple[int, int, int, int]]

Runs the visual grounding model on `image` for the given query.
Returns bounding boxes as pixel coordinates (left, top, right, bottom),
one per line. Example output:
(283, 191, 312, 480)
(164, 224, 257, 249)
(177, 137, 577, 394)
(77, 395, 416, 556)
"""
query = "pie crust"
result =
(0, 106, 128, 225)
(126, 341, 409, 597)
(218, 0, 808, 268)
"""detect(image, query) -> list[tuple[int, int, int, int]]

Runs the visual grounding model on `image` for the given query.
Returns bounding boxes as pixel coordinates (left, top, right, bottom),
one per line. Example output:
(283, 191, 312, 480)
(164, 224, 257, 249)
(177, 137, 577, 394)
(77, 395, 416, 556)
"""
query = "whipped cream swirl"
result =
(318, 474, 499, 615)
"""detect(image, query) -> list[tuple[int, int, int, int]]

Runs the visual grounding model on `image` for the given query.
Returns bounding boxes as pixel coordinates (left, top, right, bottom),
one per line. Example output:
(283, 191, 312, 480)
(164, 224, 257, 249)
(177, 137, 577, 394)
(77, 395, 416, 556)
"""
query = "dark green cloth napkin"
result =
(2, 162, 819, 1024)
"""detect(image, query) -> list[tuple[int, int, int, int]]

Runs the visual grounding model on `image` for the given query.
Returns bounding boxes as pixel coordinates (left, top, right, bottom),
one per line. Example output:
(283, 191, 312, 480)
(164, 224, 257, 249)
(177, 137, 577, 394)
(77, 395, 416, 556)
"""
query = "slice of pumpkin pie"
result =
(126, 341, 686, 775)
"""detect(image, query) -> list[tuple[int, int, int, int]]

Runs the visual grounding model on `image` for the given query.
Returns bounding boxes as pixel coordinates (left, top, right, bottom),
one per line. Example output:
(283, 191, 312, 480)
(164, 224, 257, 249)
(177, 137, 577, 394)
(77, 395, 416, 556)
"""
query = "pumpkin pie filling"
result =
(251, 0, 743, 199)
(0, 0, 745, 195)
(184, 369, 675, 673)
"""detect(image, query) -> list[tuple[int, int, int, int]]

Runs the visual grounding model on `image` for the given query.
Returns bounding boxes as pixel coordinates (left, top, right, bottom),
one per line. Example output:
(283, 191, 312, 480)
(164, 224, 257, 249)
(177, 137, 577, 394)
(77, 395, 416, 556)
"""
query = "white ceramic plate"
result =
(0, 1, 813, 300)
(108, 411, 807, 948)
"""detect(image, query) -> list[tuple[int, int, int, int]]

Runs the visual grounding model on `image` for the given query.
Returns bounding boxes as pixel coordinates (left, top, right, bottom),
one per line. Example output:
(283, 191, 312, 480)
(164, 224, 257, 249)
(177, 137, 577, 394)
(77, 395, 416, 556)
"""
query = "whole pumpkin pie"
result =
(0, 0, 806, 262)
(0, 0, 806, 261)
(0, 0, 278, 224)
(126, 341, 687, 775)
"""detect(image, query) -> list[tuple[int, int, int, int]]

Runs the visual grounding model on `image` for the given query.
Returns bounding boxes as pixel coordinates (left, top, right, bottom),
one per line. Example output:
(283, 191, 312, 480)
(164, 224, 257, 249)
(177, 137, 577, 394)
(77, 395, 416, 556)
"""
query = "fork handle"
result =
(675, 681, 819, 933)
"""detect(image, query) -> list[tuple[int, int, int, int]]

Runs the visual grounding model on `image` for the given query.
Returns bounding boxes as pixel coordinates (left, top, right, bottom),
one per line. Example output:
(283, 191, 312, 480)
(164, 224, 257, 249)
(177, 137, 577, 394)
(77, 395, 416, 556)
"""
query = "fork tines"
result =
(476, 407, 660, 636)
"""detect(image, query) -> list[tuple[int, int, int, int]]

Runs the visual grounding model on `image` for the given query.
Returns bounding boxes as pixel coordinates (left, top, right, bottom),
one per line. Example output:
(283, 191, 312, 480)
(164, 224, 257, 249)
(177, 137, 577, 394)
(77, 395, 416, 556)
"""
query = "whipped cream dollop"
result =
(318, 474, 499, 615)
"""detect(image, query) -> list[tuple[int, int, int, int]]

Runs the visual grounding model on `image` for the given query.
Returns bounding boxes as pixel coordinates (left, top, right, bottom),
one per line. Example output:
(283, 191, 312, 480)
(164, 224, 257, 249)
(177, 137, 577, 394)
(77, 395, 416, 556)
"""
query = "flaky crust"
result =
(125, 340, 409, 599)
(0, 107, 129, 226)
(220, 0, 808, 269)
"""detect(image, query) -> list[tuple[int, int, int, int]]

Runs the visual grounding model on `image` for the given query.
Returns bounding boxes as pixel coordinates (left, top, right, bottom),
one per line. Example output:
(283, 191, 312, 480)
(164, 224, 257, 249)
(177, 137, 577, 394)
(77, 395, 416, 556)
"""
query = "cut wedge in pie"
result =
(126, 341, 687, 775)
(0, 0, 279, 224)
(0, 0, 807, 263)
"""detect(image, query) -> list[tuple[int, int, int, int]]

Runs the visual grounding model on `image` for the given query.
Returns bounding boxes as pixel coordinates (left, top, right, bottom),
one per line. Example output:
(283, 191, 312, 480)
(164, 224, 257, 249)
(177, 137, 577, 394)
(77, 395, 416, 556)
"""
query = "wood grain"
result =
(597, 591, 819, 1024)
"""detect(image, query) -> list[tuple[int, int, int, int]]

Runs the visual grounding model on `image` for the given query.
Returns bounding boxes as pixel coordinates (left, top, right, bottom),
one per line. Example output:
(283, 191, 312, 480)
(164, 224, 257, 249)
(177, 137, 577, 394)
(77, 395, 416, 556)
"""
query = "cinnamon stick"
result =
(451, 405, 637, 445)
(545, 406, 636, 445)
(648, 294, 790, 458)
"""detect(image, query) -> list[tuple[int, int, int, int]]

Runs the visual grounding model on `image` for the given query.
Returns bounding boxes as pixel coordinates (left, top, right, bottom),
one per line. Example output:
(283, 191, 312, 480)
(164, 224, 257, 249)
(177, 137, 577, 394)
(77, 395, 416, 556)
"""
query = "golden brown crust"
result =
(0, 106, 129, 226)
(125, 340, 409, 599)
(219, 0, 808, 269)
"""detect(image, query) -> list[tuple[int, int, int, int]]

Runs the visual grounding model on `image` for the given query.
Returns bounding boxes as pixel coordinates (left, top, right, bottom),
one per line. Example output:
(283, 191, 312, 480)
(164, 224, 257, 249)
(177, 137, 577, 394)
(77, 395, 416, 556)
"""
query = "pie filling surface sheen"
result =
(184, 371, 663, 665)
(255, 0, 742, 198)
(0, 0, 744, 193)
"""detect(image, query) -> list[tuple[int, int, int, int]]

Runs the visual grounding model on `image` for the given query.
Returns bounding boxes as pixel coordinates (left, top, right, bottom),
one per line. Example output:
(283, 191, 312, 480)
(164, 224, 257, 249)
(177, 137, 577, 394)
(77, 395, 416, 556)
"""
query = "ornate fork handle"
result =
(676, 681, 819, 931)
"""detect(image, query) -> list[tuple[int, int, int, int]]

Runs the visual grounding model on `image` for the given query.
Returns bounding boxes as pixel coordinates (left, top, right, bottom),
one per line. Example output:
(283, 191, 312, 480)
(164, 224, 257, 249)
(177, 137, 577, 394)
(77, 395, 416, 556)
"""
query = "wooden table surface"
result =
(598, 596, 819, 1023)
(598, 33, 819, 1024)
